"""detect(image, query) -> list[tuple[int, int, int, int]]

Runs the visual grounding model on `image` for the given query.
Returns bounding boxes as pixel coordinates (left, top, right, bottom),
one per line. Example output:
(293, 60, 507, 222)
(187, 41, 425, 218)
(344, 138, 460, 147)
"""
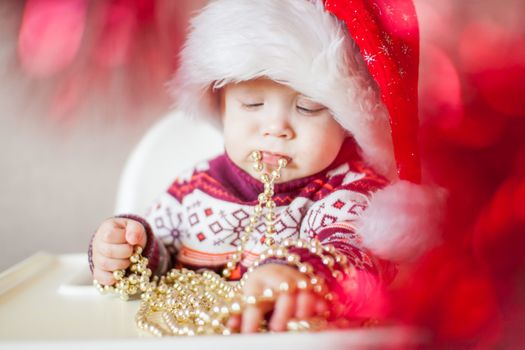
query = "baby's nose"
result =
(263, 121, 294, 139)
(262, 112, 294, 139)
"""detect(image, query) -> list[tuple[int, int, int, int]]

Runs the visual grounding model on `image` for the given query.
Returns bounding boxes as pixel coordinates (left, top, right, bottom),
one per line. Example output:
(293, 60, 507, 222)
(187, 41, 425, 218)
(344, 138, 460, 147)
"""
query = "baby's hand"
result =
(91, 218, 147, 285)
(229, 263, 328, 333)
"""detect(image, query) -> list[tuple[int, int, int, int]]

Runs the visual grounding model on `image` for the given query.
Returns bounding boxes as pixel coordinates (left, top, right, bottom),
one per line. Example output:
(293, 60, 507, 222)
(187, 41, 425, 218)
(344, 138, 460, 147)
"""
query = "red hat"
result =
(324, 0, 421, 183)
(173, 0, 400, 181)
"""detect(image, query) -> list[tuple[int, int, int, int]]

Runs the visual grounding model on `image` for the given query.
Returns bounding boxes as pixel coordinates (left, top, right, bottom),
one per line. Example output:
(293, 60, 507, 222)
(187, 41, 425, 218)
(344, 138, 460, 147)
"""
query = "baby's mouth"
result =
(260, 151, 292, 167)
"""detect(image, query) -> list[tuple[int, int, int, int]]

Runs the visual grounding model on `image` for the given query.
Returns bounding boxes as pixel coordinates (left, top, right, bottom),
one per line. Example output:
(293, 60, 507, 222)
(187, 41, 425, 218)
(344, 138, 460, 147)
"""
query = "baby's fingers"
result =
(241, 306, 264, 333)
(295, 291, 317, 319)
(269, 292, 296, 332)
(227, 314, 241, 333)
(98, 220, 126, 244)
(99, 243, 134, 259)
(93, 268, 116, 285)
(93, 255, 130, 272)
(124, 220, 147, 248)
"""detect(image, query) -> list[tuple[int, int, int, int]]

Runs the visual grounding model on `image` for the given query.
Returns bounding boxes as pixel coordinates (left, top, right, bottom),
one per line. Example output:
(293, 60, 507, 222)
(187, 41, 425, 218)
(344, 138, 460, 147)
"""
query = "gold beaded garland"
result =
(93, 246, 154, 301)
(94, 150, 358, 336)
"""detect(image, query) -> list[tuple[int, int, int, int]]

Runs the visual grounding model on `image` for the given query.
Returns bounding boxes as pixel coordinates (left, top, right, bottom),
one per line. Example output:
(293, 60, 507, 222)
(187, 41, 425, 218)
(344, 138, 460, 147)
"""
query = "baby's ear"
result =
(211, 85, 226, 119)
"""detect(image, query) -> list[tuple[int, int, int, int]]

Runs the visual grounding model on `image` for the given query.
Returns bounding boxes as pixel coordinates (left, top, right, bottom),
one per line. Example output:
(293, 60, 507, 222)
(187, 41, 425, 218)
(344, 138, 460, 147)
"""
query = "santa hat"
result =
(170, 0, 445, 262)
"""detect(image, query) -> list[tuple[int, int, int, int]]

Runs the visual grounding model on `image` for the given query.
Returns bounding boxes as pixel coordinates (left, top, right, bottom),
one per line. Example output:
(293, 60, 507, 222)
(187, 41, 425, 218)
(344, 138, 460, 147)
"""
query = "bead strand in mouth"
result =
(251, 151, 288, 178)
(260, 151, 291, 167)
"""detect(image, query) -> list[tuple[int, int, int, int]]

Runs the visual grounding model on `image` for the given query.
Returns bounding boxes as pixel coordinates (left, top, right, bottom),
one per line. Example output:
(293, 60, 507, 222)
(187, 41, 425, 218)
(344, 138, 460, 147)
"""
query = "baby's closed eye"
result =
(296, 98, 327, 115)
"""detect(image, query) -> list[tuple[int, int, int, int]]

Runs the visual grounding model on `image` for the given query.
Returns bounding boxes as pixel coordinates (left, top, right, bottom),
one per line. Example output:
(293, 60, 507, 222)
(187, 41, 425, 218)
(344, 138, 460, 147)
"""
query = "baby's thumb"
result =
(124, 220, 147, 248)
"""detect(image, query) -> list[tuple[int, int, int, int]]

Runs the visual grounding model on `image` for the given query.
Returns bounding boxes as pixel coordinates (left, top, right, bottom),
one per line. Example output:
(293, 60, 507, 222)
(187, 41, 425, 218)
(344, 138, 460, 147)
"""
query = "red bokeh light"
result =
(18, 0, 87, 77)
(459, 21, 525, 119)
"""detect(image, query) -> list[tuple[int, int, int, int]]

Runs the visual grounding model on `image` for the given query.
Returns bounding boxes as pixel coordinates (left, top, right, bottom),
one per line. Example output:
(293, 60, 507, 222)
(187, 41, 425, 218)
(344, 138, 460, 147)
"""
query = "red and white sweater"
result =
(90, 139, 398, 317)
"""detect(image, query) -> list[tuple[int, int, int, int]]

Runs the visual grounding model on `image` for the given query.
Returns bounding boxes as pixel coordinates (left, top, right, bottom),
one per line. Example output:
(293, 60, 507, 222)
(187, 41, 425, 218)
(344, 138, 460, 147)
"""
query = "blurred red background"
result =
(6, 0, 525, 347)
(396, 1, 525, 348)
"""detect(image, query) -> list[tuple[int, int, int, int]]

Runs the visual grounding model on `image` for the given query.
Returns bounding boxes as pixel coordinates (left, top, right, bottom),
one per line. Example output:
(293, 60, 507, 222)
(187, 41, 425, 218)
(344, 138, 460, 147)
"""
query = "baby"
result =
(89, 0, 439, 334)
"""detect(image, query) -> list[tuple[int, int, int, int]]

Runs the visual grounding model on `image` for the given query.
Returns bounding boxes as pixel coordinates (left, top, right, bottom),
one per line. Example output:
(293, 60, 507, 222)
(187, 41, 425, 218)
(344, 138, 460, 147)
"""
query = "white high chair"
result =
(114, 110, 224, 215)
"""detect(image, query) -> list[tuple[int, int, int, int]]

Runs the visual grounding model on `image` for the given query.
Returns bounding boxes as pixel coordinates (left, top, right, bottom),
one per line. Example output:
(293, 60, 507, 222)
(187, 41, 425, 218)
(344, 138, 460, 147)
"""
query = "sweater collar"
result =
(212, 138, 359, 202)
(222, 152, 322, 201)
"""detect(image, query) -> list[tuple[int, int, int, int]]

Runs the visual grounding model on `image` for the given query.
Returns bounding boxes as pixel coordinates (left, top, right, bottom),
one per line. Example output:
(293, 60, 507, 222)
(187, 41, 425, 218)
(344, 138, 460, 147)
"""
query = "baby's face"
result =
(220, 78, 346, 183)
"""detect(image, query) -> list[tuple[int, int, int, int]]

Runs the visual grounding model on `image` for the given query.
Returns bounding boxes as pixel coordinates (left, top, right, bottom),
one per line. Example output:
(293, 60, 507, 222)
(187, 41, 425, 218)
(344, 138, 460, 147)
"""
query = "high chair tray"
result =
(0, 253, 426, 349)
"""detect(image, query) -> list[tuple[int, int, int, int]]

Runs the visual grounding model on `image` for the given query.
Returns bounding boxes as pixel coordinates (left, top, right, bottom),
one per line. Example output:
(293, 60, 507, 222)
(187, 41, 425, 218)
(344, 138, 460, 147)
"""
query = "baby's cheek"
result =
(300, 150, 330, 175)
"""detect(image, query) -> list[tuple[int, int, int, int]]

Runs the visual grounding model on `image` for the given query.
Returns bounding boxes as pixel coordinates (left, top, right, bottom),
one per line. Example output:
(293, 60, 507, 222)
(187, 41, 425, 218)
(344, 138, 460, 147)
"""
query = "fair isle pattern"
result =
(144, 193, 185, 258)
(144, 156, 388, 270)
(299, 189, 369, 247)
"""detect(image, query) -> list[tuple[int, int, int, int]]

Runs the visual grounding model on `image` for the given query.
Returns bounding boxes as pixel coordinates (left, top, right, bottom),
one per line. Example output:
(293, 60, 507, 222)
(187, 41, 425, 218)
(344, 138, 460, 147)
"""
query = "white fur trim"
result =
(170, 0, 396, 180)
(357, 181, 447, 263)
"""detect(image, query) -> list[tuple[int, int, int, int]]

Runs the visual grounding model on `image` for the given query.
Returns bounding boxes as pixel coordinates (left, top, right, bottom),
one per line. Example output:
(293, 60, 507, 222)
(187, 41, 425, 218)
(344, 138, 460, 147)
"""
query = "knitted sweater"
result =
(89, 139, 396, 316)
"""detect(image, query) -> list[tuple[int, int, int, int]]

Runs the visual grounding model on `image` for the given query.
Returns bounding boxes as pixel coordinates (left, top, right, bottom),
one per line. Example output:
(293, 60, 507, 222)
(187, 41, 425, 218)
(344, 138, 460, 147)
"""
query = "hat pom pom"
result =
(357, 181, 447, 263)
